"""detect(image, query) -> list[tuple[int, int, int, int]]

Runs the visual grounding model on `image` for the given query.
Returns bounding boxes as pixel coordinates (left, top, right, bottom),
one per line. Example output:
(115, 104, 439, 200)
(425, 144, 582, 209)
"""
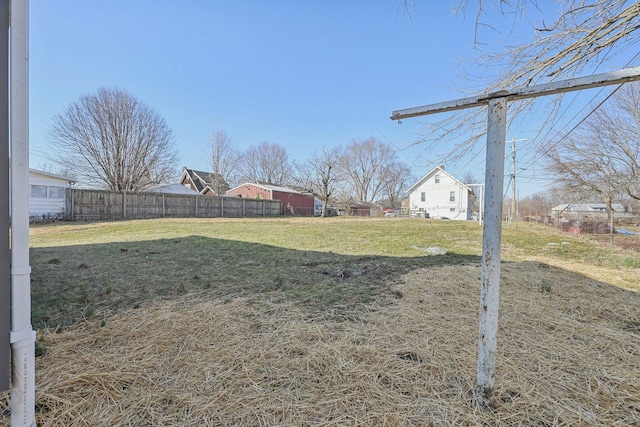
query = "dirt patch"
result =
(2, 261, 639, 426)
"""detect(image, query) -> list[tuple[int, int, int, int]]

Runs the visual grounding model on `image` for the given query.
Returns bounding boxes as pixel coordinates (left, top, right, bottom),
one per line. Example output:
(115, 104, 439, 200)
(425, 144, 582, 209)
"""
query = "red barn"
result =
(226, 183, 316, 216)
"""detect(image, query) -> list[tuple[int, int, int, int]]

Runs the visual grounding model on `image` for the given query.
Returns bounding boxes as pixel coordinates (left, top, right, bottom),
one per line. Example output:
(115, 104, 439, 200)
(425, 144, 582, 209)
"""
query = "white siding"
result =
(29, 171, 71, 219)
(409, 172, 471, 220)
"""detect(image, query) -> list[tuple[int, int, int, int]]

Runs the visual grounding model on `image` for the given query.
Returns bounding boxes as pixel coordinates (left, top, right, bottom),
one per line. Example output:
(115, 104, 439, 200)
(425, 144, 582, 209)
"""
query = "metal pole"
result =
(476, 97, 507, 409)
(0, 0, 9, 394)
(480, 184, 484, 226)
(10, 1, 36, 425)
(510, 138, 516, 225)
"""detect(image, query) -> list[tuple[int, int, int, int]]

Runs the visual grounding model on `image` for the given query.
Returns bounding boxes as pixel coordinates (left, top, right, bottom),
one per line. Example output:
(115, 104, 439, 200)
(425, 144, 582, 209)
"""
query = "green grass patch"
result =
(28, 217, 640, 328)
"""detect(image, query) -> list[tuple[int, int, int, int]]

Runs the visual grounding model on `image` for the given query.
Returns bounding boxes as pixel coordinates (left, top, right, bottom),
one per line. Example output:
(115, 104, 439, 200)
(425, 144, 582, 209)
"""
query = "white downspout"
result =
(9, 1, 35, 426)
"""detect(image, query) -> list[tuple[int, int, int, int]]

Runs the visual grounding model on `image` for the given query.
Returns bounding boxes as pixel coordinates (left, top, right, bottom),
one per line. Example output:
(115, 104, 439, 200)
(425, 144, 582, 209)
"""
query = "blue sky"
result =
(28, 1, 629, 197)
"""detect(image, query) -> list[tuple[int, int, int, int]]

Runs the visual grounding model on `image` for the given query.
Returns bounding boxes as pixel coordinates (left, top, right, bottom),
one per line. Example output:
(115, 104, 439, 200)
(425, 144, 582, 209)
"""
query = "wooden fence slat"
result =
(67, 189, 281, 221)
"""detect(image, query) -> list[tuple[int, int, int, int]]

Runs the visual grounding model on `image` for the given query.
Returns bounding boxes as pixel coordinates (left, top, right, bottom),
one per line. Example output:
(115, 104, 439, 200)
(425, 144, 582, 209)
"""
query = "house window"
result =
(420, 192, 425, 202)
(435, 175, 440, 184)
(450, 191, 455, 202)
(49, 186, 65, 199)
(30, 185, 47, 198)
(31, 185, 65, 199)
(450, 208, 456, 212)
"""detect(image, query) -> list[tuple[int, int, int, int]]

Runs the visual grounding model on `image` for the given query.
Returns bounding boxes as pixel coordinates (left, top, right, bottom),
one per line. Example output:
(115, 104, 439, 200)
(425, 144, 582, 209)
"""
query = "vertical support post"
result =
(195, 195, 198, 217)
(10, 1, 36, 425)
(122, 191, 126, 219)
(476, 97, 507, 409)
(479, 184, 484, 226)
(510, 138, 516, 225)
(0, 0, 9, 394)
(64, 187, 71, 220)
(162, 193, 165, 218)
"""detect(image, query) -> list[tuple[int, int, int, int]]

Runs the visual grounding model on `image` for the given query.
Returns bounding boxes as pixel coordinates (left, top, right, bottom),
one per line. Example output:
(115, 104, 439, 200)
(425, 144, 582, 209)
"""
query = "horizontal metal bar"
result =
(391, 66, 640, 120)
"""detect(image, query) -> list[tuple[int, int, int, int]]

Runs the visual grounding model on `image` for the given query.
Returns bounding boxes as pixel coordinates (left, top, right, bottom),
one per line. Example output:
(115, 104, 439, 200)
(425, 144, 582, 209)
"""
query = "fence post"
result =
(242, 199, 246, 216)
(162, 193, 165, 218)
(64, 187, 73, 221)
(195, 195, 198, 217)
(221, 197, 224, 217)
(123, 191, 127, 219)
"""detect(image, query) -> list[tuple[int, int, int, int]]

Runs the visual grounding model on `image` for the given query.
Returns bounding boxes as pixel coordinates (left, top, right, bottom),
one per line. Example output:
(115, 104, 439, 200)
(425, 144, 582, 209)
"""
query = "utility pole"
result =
(509, 138, 526, 225)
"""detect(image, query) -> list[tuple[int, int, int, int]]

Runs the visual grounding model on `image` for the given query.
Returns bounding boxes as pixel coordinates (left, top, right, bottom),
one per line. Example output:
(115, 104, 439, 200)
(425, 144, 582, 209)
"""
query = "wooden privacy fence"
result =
(65, 189, 282, 221)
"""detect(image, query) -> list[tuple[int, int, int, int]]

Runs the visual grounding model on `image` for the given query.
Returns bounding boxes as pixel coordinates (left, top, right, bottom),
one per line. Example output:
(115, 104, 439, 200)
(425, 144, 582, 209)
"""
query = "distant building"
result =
(144, 183, 200, 195)
(551, 203, 626, 214)
(226, 182, 316, 216)
(29, 169, 75, 221)
(179, 167, 229, 196)
(407, 166, 472, 220)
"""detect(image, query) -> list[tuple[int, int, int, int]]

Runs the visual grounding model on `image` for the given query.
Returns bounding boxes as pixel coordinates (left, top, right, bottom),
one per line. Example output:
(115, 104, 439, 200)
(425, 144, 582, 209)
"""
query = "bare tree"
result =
(404, 1, 640, 166)
(589, 83, 640, 202)
(48, 87, 178, 191)
(518, 191, 554, 221)
(293, 146, 344, 217)
(207, 130, 240, 194)
(238, 142, 290, 185)
(457, 1, 640, 86)
(546, 137, 618, 224)
(381, 161, 413, 209)
(340, 137, 397, 203)
(546, 82, 640, 223)
(462, 171, 481, 215)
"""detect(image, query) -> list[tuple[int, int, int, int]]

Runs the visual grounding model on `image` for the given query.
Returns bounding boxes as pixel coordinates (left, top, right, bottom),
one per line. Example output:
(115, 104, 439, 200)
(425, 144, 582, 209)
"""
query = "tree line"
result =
(47, 87, 413, 215)
(208, 132, 413, 216)
(47, 1, 640, 220)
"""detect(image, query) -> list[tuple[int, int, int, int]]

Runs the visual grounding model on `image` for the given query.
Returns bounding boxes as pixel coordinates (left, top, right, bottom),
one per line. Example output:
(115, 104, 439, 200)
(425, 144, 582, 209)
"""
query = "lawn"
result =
(2, 217, 640, 426)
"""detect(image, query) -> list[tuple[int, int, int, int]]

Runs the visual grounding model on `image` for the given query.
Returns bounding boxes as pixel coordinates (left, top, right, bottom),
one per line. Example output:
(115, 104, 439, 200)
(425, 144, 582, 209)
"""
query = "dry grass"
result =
(3, 261, 639, 426)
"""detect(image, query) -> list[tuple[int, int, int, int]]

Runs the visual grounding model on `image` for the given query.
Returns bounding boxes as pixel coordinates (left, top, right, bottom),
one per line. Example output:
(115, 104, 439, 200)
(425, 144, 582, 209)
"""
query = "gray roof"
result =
(145, 183, 200, 195)
(551, 203, 625, 212)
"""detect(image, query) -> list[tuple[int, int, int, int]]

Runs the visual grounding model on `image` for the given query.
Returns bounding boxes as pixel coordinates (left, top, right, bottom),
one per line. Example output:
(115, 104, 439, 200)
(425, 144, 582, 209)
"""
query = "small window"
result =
(48, 186, 65, 199)
(435, 175, 440, 184)
(31, 185, 47, 198)
(450, 191, 455, 202)
(420, 192, 425, 202)
(450, 208, 456, 212)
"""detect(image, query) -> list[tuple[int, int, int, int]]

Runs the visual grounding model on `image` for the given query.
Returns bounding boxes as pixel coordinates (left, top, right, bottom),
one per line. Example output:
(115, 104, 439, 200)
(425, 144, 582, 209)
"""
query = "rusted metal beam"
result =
(391, 66, 640, 120)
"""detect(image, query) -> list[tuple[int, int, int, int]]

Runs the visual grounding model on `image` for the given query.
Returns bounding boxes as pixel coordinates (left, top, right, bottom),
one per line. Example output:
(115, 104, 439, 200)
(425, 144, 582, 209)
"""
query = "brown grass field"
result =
(1, 217, 639, 426)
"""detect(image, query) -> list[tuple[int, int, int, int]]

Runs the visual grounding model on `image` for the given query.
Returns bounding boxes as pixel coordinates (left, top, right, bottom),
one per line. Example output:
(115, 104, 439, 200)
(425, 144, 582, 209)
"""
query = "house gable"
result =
(407, 166, 472, 220)
(179, 167, 229, 196)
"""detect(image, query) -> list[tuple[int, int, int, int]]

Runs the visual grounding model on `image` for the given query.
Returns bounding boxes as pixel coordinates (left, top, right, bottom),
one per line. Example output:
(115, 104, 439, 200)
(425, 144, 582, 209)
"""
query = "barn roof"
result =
(229, 182, 312, 196)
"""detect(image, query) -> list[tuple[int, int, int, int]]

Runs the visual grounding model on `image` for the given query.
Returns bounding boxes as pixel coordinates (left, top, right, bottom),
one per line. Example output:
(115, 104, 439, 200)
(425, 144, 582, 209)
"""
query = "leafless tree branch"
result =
(48, 87, 178, 191)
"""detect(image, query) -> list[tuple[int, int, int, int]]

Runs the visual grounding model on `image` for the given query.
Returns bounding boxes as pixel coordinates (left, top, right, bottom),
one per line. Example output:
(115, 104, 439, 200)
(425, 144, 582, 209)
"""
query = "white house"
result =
(29, 169, 75, 220)
(407, 166, 472, 220)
